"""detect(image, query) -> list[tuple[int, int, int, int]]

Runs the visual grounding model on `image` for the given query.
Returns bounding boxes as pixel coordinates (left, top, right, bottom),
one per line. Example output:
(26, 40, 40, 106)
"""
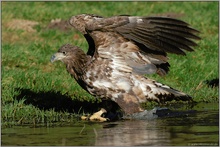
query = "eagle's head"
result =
(51, 44, 84, 64)
(51, 44, 89, 76)
(69, 14, 102, 34)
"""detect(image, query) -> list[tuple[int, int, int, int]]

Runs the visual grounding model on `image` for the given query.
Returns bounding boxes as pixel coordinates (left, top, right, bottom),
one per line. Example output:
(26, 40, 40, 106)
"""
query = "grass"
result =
(1, 1, 219, 126)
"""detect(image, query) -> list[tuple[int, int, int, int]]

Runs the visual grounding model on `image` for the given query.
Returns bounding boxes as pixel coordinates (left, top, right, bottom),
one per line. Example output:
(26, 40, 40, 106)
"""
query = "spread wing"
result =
(114, 16, 200, 55)
(69, 14, 200, 76)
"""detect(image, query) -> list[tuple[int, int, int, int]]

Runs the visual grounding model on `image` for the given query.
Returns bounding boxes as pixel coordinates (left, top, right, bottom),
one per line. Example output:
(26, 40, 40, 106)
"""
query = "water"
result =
(1, 103, 219, 146)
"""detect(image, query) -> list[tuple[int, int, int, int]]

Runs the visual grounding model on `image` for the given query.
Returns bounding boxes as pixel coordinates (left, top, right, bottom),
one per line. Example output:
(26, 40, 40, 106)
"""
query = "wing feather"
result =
(134, 28, 194, 52)
(126, 30, 187, 55)
(69, 14, 200, 76)
(114, 16, 200, 55)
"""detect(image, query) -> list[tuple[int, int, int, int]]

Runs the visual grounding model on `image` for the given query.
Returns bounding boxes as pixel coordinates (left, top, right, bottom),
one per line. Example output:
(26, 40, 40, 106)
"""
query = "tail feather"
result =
(155, 86, 192, 103)
(132, 76, 193, 104)
(146, 81, 193, 103)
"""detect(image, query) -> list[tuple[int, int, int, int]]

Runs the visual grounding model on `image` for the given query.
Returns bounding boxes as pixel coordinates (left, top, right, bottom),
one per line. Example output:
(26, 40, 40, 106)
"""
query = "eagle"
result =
(51, 14, 200, 121)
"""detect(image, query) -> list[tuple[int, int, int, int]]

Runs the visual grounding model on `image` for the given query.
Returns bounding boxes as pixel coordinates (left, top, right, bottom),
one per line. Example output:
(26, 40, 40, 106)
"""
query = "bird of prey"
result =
(51, 14, 200, 121)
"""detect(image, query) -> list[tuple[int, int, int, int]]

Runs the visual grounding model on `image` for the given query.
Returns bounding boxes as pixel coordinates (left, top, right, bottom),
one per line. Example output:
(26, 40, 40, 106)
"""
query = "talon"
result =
(81, 115, 90, 120)
(81, 108, 108, 122)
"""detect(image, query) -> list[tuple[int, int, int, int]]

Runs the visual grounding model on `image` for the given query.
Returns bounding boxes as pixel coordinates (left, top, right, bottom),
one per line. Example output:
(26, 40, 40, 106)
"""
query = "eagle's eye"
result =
(62, 51, 67, 55)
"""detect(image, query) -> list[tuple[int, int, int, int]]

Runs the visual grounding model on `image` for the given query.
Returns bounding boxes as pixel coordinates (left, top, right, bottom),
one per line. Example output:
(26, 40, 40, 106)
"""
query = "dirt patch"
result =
(47, 18, 72, 32)
(2, 19, 43, 43)
(5, 19, 39, 32)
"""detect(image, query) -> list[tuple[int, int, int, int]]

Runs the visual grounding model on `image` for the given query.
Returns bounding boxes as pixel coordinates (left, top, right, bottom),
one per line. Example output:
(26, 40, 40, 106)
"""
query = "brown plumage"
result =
(51, 14, 200, 118)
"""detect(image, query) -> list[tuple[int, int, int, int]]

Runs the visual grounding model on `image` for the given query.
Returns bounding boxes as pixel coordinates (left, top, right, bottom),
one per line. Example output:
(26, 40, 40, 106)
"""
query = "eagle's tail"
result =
(113, 76, 193, 115)
(151, 82, 193, 103)
(134, 77, 193, 104)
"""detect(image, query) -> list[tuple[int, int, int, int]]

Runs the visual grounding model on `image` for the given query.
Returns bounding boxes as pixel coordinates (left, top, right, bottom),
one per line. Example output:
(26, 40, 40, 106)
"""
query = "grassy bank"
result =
(1, 1, 218, 127)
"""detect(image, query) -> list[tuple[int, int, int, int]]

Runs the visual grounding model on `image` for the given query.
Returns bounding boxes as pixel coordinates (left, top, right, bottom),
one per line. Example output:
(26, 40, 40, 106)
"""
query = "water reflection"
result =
(94, 110, 219, 146)
(1, 103, 219, 146)
(95, 120, 170, 146)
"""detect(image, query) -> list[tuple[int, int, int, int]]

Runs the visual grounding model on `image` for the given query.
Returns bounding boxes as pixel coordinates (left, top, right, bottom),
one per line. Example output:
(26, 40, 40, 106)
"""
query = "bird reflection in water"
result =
(94, 120, 170, 146)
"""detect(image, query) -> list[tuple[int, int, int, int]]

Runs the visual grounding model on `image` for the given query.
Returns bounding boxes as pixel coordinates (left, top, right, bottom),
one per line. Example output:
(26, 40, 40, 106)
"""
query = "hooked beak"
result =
(50, 53, 65, 63)
(50, 55, 56, 63)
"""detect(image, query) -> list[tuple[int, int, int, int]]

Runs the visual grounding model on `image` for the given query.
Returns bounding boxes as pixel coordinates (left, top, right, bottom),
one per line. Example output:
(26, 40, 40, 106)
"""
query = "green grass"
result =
(1, 1, 219, 126)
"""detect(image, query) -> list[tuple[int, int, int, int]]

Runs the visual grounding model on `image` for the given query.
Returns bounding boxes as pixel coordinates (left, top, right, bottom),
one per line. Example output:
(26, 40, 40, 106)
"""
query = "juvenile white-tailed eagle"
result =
(51, 14, 200, 121)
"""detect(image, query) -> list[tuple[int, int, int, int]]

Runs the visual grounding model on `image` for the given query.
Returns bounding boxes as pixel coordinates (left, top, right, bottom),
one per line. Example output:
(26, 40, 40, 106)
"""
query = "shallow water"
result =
(1, 103, 219, 146)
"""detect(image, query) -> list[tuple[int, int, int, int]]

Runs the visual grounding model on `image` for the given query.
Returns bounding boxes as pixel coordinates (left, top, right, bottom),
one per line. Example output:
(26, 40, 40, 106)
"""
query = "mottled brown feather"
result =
(51, 14, 199, 116)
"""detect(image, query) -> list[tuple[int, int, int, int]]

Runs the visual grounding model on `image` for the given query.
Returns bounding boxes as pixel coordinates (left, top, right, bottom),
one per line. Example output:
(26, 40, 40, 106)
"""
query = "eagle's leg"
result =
(81, 108, 109, 122)
(115, 93, 145, 116)
(115, 97, 158, 120)
(81, 100, 122, 121)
